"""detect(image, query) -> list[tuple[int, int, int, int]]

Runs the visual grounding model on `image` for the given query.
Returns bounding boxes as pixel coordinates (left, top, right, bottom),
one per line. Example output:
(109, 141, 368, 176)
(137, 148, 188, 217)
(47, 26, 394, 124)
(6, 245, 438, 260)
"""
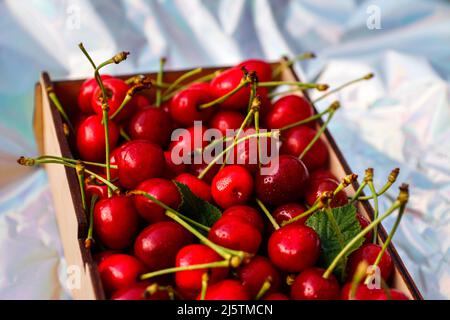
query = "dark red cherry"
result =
(346, 243, 393, 281)
(268, 224, 320, 272)
(131, 94, 151, 111)
(340, 283, 380, 300)
(85, 182, 108, 203)
(290, 268, 340, 300)
(116, 140, 165, 189)
(133, 178, 181, 224)
(356, 213, 373, 243)
(78, 75, 112, 114)
(91, 77, 131, 121)
(98, 253, 146, 295)
(309, 169, 338, 183)
(134, 221, 193, 271)
(237, 256, 280, 298)
(266, 95, 314, 130)
(221, 205, 264, 233)
(93, 196, 139, 249)
(164, 151, 187, 179)
(170, 87, 214, 127)
(208, 216, 262, 254)
(210, 67, 251, 110)
(93, 250, 117, 265)
(175, 244, 229, 295)
(188, 82, 211, 91)
(255, 155, 310, 206)
(372, 289, 409, 300)
(237, 59, 272, 82)
(108, 146, 124, 182)
(211, 165, 254, 209)
(280, 126, 329, 171)
(264, 293, 290, 300)
(209, 110, 245, 136)
(188, 162, 220, 184)
(174, 173, 212, 202)
(169, 125, 208, 162)
(128, 107, 172, 147)
(198, 279, 250, 300)
(272, 203, 307, 227)
(111, 282, 170, 300)
(76, 115, 119, 162)
(305, 178, 348, 208)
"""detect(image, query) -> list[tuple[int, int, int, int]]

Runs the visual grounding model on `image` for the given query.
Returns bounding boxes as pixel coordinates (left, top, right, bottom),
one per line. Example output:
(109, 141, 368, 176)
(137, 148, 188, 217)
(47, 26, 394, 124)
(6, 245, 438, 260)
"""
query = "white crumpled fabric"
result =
(0, 0, 449, 299)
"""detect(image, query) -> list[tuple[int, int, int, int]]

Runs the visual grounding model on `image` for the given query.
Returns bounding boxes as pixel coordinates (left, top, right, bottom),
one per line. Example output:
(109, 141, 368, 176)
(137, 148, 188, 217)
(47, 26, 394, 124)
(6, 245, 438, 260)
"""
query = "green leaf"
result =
(174, 181, 222, 229)
(306, 204, 364, 278)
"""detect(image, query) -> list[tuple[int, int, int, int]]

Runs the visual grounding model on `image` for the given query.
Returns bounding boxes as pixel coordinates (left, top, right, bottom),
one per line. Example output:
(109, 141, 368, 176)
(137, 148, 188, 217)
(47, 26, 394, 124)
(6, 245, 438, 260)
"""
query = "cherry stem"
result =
(268, 87, 303, 99)
(140, 260, 230, 281)
(199, 78, 251, 110)
(163, 67, 202, 97)
(272, 52, 316, 78)
(256, 198, 280, 230)
(110, 95, 132, 120)
(282, 203, 320, 226)
(200, 273, 209, 300)
(255, 279, 272, 300)
(357, 168, 400, 201)
(36, 155, 117, 169)
(145, 284, 177, 300)
(47, 86, 74, 134)
(349, 261, 369, 299)
(322, 184, 409, 279)
(119, 127, 131, 141)
(368, 181, 379, 243)
(85, 194, 98, 249)
(350, 181, 367, 203)
(101, 103, 112, 198)
(313, 73, 374, 103)
(258, 81, 328, 91)
(156, 57, 166, 107)
(75, 162, 87, 212)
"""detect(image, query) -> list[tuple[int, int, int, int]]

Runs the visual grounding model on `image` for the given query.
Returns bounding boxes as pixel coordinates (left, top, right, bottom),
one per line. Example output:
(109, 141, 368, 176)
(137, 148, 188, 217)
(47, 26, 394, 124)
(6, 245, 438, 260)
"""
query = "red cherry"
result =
(76, 115, 119, 162)
(198, 279, 250, 300)
(116, 140, 165, 189)
(111, 282, 170, 300)
(305, 178, 348, 208)
(211, 165, 253, 209)
(128, 107, 172, 147)
(91, 78, 131, 122)
(134, 221, 193, 271)
(280, 126, 329, 171)
(98, 253, 146, 295)
(341, 283, 380, 300)
(175, 244, 228, 295)
(174, 173, 212, 202)
(210, 67, 251, 110)
(258, 87, 273, 120)
(255, 155, 310, 206)
(208, 216, 262, 254)
(237, 256, 280, 298)
(237, 59, 272, 82)
(108, 146, 123, 182)
(268, 224, 320, 272)
(77, 75, 112, 114)
(266, 95, 314, 130)
(188, 82, 211, 91)
(164, 151, 187, 179)
(221, 205, 264, 233)
(93, 250, 117, 265)
(133, 178, 181, 224)
(169, 125, 208, 161)
(85, 182, 108, 203)
(272, 203, 307, 227)
(290, 268, 340, 300)
(131, 94, 151, 111)
(209, 110, 245, 136)
(93, 196, 139, 249)
(263, 293, 290, 300)
(346, 243, 393, 281)
(309, 169, 338, 183)
(356, 213, 373, 243)
(170, 88, 214, 127)
(188, 162, 220, 184)
(372, 289, 409, 300)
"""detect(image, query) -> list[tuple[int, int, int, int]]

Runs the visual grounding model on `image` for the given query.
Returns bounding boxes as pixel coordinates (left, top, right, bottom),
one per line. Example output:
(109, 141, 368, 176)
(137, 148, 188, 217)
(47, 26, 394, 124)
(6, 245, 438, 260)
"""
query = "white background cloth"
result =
(0, 0, 449, 299)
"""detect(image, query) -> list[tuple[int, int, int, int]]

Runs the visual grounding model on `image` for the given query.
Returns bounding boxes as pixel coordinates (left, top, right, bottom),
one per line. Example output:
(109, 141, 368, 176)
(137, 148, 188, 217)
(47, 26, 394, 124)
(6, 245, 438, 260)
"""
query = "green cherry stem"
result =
(120, 127, 131, 141)
(313, 73, 374, 103)
(357, 168, 400, 201)
(163, 67, 202, 97)
(256, 198, 280, 230)
(101, 102, 112, 198)
(47, 86, 74, 134)
(349, 261, 369, 299)
(322, 184, 409, 279)
(255, 279, 272, 300)
(85, 194, 98, 249)
(272, 52, 316, 78)
(156, 57, 166, 107)
(36, 155, 117, 169)
(350, 181, 367, 203)
(75, 162, 87, 212)
(200, 273, 209, 300)
(258, 81, 328, 91)
(368, 181, 379, 243)
(110, 78, 152, 120)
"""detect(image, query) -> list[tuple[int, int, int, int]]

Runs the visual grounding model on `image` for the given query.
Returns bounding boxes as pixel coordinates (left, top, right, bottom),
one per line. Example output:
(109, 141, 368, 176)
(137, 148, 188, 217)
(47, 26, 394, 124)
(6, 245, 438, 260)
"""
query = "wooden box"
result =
(33, 62, 423, 300)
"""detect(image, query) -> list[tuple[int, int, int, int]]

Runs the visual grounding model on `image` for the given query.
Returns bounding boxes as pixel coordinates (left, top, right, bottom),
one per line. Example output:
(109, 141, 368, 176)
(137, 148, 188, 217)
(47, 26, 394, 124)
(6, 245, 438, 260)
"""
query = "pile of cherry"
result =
(20, 44, 412, 300)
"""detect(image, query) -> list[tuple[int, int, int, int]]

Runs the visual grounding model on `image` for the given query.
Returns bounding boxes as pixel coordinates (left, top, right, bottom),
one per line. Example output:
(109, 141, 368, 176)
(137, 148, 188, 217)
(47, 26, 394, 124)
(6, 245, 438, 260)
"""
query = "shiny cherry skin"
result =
(98, 254, 146, 295)
(128, 107, 172, 147)
(305, 178, 348, 208)
(108, 145, 123, 182)
(266, 95, 314, 130)
(188, 82, 211, 91)
(268, 224, 320, 273)
(111, 282, 170, 300)
(237, 59, 272, 82)
(174, 173, 212, 202)
(188, 161, 220, 184)
(211, 165, 254, 209)
(280, 126, 329, 171)
(209, 110, 245, 136)
(198, 279, 250, 300)
(170, 87, 214, 127)
(134, 221, 193, 271)
(272, 203, 307, 227)
(76, 115, 119, 162)
(77, 75, 111, 114)
(210, 67, 251, 110)
(175, 244, 229, 295)
(264, 293, 290, 300)
(356, 213, 373, 243)
(290, 268, 340, 300)
(309, 169, 338, 183)
(116, 140, 165, 189)
(237, 256, 280, 298)
(346, 243, 393, 281)
(169, 125, 209, 161)
(255, 155, 310, 206)
(93, 196, 139, 249)
(221, 205, 264, 233)
(91, 77, 131, 121)
(208, 216, 262, 254)
(340, 283, 379, 300)
(372, 289, 409, 300)
(131, 94, 151, 111)
(164, 151, 187, 179)
(133, 178, 181, 224)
